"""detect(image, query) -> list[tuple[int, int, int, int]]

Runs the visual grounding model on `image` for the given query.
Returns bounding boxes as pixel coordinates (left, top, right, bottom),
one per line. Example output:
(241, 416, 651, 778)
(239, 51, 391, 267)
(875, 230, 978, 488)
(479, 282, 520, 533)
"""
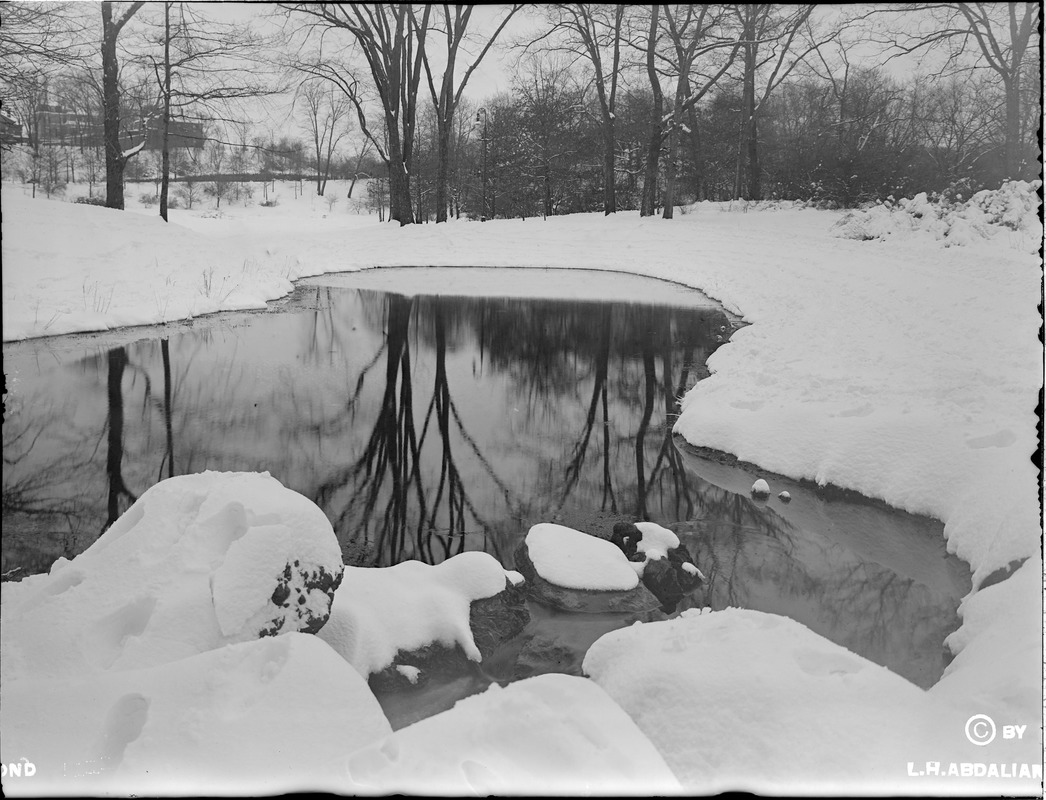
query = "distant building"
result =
(0, 109, 24, 145)
(32, 103, 204, 150)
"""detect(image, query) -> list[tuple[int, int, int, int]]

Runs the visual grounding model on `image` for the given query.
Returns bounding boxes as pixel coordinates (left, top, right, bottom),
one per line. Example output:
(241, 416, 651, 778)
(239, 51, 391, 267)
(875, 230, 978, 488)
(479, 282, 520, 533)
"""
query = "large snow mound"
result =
(832, 180, 1042, 249)
(344, 673, 681, 795)
(318, 551, 523, 677)
(1, 632, 391, 796)
(584, 608, 1041, 796)
(525, 523, 640, 590)
(0, 471, 344, 679)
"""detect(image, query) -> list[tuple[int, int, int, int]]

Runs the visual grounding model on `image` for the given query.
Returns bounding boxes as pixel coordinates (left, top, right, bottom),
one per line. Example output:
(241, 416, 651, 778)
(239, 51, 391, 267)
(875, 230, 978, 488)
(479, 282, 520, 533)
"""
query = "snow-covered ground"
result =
(1, 179, 1042, 795)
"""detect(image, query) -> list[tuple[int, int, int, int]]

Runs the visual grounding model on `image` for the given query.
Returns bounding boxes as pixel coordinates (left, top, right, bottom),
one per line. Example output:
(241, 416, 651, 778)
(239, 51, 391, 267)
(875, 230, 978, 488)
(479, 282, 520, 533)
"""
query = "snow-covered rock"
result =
(513, 524, 661, 613)
(525, 523, 640, 590)
(343, 673, 682, 795)
(0, 471, 344, 680)
(611, 522, 705, 609)
(318, 551, 526, 680)
(778, 490, 791, 502)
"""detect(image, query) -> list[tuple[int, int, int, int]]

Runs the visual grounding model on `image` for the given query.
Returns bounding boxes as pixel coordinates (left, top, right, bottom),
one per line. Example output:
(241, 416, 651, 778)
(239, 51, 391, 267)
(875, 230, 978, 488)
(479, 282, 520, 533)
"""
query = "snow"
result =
(525, 523, 640, 591)
(832, 180, 1041, 250)
(583, 607, 1040, 795)
(395, 664, 422, 684)
(2, 178, 1042, 794)
(632, 521, 680, 560)
(318, 551, 523, 677)
(343, 673, 681, 795)
(1, 633, 391, 796)
(750, 477, 771, 496)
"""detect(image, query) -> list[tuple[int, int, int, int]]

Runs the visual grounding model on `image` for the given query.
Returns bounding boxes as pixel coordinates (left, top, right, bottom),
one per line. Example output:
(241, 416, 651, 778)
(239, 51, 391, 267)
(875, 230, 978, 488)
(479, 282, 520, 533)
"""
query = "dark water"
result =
(2, 268, 970, 711)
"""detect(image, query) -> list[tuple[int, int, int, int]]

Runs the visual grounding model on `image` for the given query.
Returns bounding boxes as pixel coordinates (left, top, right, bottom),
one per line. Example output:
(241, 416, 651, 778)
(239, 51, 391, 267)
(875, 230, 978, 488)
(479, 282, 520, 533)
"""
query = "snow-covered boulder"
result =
(0, 471, 344, 680)
(513, 523, 661, 613)
(611, 521, 705, 610)
(583, 608, 1028, 795)
(318, 551, 527, 684)
(1, 633, 391, 795)
(343, 673, 682, 795)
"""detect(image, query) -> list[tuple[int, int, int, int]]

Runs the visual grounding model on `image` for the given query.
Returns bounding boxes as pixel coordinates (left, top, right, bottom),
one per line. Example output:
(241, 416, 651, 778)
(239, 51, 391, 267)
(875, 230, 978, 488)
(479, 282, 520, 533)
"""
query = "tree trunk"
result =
(746, 108, 760, 200)
(602, 120, 617, 214)
(434, 120, 451, 222)
(101, 2, 143, 210)
(743, 40, 760, 200)
(640, 3, 662, 217)
(543, 163, 552, 218)
(386, 118, 415, 224)
(102, 5, 126, 210)
(159, 2, 172, 222)
(662, 117, 679, 219)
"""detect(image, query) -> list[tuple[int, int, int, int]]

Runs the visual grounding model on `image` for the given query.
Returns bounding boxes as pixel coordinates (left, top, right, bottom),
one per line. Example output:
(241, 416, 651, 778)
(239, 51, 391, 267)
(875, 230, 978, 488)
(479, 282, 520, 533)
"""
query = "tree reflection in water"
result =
(1, 277, 968, 686)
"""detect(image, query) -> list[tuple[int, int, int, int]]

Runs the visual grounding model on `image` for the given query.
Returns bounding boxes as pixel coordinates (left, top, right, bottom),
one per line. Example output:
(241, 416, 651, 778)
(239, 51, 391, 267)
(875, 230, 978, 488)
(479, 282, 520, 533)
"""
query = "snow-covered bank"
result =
(2, 181, 1042, 793)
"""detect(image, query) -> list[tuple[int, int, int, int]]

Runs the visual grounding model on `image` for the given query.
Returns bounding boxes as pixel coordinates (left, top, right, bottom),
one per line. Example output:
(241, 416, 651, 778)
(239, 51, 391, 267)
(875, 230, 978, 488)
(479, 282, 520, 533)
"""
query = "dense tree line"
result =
(1, 3, 1039, 222)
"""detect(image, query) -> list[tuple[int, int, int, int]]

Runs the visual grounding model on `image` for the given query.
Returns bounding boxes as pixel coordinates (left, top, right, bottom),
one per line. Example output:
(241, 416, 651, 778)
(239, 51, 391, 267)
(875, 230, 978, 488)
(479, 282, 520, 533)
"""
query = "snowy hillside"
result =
(1, 180, 1042, 795)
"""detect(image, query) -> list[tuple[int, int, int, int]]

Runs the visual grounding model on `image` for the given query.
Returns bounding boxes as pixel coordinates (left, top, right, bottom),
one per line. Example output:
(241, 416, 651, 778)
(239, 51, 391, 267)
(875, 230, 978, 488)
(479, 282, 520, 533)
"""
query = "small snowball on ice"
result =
(751, 478, 770, 497)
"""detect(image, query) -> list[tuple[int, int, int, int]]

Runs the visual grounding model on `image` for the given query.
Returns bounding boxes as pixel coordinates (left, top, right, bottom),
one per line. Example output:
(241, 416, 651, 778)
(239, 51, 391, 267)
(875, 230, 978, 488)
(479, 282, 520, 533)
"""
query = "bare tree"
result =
(0, 2, 87, 103)
(529, 3, 626, 214)
(297, 79, 351, 197)
(639, 4, 664, 216)
(659, 5, 740, 217)
(141, 2, 281, 220)
(874, 2, 1040, 179)
(730, 4, 822, 201)
(282, 3, 431, 225)
(101, 1, 145, 209)
(412, 4, 519, 222)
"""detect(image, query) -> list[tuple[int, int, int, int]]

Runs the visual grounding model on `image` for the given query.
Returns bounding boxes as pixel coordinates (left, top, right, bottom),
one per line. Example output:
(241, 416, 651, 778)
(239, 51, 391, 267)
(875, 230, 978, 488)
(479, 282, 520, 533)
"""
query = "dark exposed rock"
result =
(611, 522, 643, 561)
(469, 577, 530, 659)
(512, 540, 661, 614)
(258, 562, 343, 638)
(607, 524, 705, 612)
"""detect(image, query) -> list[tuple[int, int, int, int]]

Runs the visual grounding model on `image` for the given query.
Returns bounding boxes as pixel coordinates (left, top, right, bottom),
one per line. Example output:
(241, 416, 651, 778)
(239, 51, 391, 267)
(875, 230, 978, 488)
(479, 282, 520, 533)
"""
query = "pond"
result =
(2, 267, 970, 725)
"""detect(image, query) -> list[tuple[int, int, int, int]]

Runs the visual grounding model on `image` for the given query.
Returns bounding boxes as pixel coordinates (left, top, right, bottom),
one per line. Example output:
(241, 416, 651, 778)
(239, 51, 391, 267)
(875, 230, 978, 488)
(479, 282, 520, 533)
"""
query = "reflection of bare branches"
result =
(560, 306, 612, 505)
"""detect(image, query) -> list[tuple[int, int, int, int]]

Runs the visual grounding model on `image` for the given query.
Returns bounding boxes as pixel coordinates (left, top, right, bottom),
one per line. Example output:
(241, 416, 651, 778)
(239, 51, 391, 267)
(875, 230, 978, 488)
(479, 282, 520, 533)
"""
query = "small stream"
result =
(2, 267, 970, 725)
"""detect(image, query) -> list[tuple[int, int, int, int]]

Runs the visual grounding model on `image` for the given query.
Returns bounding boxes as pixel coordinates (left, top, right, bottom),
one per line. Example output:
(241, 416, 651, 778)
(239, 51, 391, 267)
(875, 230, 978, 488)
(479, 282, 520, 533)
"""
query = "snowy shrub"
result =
(832, 180, 1042, 247)
(74, 195, 107, 207)
(260, 198, 279, 208)
(139, 192, 158, 207)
